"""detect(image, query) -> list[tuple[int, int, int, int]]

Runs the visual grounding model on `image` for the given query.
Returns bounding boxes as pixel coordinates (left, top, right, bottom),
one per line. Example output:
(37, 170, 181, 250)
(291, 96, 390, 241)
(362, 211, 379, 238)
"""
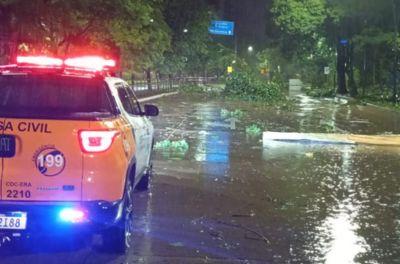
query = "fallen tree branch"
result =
(215, 220, 271, 246)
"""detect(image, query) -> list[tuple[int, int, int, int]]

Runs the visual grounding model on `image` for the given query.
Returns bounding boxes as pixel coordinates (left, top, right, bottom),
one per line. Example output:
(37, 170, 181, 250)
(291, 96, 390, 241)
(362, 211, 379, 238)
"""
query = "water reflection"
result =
(323, 146, 368, 264)
(262, 141, 370, 263)
(195, 131, 230, 178)
(325, 211, 366, 264)
(151, 95, 400, 263)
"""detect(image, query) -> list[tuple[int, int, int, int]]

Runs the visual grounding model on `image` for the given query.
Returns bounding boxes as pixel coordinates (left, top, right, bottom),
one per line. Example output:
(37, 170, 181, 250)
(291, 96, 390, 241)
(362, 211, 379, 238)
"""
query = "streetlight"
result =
(183, 28, 188, 33)
(247, 46, 254, 53)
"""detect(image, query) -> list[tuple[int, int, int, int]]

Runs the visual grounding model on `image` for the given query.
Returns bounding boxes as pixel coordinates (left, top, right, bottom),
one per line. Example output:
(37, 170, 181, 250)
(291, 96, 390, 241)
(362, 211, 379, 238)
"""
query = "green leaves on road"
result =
(155, 139, 189, 153)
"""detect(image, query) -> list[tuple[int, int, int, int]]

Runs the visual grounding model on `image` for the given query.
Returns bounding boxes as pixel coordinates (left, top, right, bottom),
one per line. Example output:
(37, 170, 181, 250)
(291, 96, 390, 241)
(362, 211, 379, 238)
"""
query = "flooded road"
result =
(2, 93, 400, 263)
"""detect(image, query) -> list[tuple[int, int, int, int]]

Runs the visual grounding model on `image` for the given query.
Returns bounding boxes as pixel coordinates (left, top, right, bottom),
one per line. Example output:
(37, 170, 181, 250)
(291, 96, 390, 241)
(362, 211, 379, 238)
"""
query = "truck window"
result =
(0, 75, 115, 119)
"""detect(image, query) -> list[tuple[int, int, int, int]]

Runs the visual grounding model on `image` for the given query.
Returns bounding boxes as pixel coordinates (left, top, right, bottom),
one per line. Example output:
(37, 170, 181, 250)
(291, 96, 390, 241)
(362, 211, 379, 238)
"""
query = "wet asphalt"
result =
(1, 93, 400, 263)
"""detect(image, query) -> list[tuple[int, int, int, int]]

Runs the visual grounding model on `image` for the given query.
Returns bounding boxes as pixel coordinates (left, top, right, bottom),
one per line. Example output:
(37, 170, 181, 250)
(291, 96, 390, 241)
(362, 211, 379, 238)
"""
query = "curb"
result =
(138, 91, 179, 103)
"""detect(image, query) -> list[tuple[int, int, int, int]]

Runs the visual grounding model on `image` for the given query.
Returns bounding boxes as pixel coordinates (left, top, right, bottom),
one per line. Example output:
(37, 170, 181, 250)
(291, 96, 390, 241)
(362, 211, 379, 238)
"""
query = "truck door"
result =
(114, 84, 150, 180)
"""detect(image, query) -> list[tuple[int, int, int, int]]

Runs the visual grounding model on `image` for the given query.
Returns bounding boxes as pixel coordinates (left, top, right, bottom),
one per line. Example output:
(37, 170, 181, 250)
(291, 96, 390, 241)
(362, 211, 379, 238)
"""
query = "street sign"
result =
(227, 66, 233, 73)
(209, 20, 235, 36)
(324, 66, 330, 75)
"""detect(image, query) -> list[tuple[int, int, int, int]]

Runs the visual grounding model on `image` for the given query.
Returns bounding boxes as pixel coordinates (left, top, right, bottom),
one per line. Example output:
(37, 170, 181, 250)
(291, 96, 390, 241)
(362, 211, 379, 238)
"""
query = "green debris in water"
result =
(279, 100, 296, 112)
(320, 121, 336, 133)
(246, 124, 263, 137)
(170, 140, 189, 152)
(154, 140, 172, 149)
(221, 109, 230, 119)
(221, 108, 244, 119)
(154, 139, 189, 153)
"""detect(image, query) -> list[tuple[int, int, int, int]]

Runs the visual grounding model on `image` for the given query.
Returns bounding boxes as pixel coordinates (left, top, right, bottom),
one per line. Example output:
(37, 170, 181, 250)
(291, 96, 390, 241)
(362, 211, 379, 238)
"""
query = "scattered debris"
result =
(349, 119, 370, 124)
(154, 139, 189, 153)
(208, 229, 224, 240)
(279, 99, 297, 112)
(170, 242, 184, 247)
(246, 124, 263, 137)
(232, 212, 256, 218)
(263, 132, 400, 146)
(319, 121, 336, 133)
(305, 152, 314, 158)
(221, 109, 244, 120)
(230, 117, 239, 130)
(216, 220, 271, 246)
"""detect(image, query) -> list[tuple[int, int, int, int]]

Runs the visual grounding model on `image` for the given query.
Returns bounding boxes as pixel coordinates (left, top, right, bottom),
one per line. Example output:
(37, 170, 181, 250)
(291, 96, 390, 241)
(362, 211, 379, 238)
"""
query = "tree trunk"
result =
(361, 47, 367, 96)
(372, 49, 376, 86)
(337, 40, 347, 95)
(168, 74, 173, 91)
(145, 68, 152, 91)
(347, 42, 358, 97)
(392, 0, 399, 102)
(393, 56, 399, 102)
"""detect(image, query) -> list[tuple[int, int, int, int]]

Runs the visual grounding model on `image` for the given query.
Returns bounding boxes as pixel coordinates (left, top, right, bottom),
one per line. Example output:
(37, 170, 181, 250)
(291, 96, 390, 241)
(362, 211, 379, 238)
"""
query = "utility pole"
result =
(234, 33, 238, 58)
(393, 0, 399, 102)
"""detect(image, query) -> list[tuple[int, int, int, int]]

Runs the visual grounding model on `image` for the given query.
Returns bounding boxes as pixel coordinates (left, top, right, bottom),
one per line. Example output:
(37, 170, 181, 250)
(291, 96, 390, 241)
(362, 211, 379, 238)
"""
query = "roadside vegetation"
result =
(224, 71, 285, 103)
(268, 0, 400, 109)
(1, 0, 399, 110)
(245, 124, 263, 137)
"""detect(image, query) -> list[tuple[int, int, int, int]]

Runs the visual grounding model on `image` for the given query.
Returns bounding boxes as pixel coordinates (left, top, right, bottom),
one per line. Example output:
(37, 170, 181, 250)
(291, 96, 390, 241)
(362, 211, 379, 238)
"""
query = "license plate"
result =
(0, 135, 16, 158)
(0, 212, 27, 230)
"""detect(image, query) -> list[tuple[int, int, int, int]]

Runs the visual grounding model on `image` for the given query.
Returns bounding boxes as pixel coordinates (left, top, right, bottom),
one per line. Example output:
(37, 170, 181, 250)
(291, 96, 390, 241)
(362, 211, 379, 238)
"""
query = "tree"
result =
(328, 0, 398, 99)
(272, 0, 327, 36)
(160, 0, 214, 76)
(269, 0, 400, 99)
(0, 0, 171, 74)
(271, 0, 336, 91)
(109, 0, 170, 73)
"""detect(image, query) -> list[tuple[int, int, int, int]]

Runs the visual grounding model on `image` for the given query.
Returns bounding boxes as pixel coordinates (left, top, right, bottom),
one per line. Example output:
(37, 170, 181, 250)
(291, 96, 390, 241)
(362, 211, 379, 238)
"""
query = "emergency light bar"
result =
(15, 55, 116, 72)
(64, 56, 116, 71)
(17, 56, 63, 67)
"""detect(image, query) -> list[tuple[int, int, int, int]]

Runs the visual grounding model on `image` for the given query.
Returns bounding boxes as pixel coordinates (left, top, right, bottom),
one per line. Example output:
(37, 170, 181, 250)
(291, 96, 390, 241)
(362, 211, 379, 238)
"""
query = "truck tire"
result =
(98, 177, 134, 254)
(136, 146, 154, 191)
(135, 167, 151, 191)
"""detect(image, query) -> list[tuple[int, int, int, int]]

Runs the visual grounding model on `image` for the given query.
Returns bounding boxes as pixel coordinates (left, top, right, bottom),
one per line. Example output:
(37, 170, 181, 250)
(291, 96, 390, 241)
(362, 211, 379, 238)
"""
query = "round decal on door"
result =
(34, 147, 66, 177)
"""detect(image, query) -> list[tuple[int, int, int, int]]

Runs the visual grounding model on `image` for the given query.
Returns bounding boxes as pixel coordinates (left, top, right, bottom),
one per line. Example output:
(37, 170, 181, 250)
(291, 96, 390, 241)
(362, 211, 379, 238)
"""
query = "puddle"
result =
(148, 94, 400, 263)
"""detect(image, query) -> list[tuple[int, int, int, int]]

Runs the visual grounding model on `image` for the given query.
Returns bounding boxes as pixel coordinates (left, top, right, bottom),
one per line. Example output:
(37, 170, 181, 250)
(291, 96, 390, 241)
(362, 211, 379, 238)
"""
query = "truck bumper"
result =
(0, 200, 124, 238)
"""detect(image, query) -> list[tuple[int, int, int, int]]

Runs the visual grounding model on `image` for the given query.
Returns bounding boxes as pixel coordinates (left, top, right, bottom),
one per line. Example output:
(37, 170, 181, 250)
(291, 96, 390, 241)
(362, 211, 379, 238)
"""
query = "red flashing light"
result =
(64, 56, 116, 71)
(17, 56, 63, 67)
(15, 55, 116, 72)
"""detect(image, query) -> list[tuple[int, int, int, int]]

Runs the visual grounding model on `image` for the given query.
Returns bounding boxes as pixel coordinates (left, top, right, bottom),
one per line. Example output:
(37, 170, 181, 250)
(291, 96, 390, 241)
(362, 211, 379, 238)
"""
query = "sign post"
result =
(209, 20, 236, 57)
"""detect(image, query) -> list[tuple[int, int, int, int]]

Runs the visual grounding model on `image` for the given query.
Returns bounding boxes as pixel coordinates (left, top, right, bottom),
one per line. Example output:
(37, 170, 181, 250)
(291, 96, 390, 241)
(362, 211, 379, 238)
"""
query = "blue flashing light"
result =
(59, 208, 86, 223)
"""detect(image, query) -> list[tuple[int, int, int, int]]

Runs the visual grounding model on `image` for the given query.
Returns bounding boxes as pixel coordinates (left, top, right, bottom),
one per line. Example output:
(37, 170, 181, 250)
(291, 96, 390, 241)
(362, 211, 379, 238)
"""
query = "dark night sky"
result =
(209, 0, 274, 54)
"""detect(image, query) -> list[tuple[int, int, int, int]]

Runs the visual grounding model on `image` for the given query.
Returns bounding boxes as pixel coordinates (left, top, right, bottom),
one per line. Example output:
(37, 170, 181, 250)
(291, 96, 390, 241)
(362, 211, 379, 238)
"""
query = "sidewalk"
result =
(336, 94, 400, 113)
